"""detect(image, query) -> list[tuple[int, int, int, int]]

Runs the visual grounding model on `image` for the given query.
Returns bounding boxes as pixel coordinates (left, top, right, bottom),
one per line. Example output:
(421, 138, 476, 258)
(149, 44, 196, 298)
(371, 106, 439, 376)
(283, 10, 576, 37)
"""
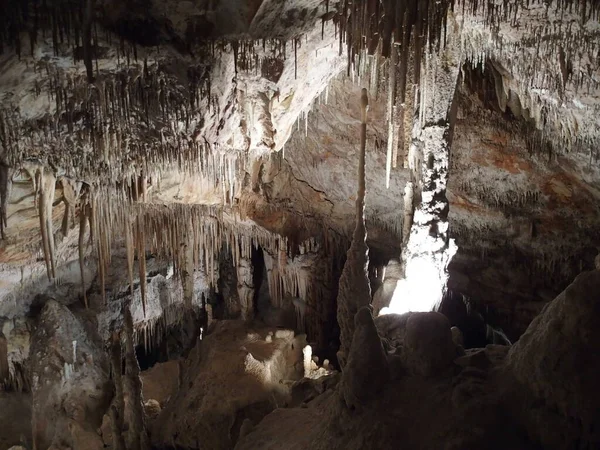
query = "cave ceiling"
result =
(0, 0, 599, 335)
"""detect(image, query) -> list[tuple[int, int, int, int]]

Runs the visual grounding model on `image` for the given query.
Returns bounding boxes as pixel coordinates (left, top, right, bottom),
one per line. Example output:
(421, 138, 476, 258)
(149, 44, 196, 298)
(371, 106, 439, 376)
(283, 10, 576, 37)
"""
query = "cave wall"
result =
(448, 64, 600, 338)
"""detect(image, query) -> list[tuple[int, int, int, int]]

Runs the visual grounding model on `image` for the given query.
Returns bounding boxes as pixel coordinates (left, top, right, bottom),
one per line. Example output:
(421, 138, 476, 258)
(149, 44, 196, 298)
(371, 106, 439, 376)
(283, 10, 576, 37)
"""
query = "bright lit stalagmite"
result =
(336, 88, 371, 368)
(382, 26, 461, 315)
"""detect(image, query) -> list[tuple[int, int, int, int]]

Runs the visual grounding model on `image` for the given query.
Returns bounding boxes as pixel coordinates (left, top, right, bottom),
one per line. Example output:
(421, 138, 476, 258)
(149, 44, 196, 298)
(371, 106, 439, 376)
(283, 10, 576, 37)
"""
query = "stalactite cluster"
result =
(0, 59, 213, 183)
(337, 0, 600, 187)
(461, 17, 600, 157)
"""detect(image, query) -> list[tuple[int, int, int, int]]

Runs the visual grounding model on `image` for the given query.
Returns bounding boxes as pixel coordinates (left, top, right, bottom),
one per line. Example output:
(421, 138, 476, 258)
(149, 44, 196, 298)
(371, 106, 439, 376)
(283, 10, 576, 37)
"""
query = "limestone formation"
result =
(340, 307, 389, 411)
(122, 307, 150, 450)
(0, 162, 13, 240)
(507, 270, 600, 449)
(401, 312, 457, 377)
(0, 2, 598, 450)
(29, 300, 110, 450)
(236, 256, 255, 321)
(336, 88, 372, 368)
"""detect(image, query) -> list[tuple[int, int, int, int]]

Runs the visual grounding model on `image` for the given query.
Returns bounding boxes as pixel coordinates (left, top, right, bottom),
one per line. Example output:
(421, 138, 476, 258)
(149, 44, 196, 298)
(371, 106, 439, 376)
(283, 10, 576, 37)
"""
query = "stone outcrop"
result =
(340, 307, 389, 411)
(401, 312, 457, 377)
(29, 300, 111, 450)
(152, 321, 306, 449)
(237, 268, 600, 450)
(506, 270, 600, 449)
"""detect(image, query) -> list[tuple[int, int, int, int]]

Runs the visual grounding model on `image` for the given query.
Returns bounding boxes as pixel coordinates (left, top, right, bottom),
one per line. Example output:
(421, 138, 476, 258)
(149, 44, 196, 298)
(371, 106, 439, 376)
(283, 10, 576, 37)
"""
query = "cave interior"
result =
(1, 1, 600, 449)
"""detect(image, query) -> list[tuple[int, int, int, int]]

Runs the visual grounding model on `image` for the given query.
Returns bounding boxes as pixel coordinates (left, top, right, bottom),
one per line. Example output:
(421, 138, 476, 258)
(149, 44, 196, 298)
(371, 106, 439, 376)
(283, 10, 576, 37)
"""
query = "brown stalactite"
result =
(79, 194, 89, 308)
(336, 88, 371, 368)
(137, 216, 147, 317)
(60, 177, 78, 238)
(0, 163, 12, 240)
(125, 218, 135, 299)
(83, 0, 95, 83)
(37, 168, 57, 281)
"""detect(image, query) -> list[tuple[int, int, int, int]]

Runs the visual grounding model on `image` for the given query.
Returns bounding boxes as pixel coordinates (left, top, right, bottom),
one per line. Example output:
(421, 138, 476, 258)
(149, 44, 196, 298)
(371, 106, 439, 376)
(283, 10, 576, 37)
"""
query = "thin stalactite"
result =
(0, 163, 12, 240)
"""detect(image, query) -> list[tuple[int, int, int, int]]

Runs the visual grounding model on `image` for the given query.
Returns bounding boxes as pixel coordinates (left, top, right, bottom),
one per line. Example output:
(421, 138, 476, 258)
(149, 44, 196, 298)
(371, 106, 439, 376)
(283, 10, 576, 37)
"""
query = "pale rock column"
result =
(236, 256, 255, 321)
(383, 17, 461, 315)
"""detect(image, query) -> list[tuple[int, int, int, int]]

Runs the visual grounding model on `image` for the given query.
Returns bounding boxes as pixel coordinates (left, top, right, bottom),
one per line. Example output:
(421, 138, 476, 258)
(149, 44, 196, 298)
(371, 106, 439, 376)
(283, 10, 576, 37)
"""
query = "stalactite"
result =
(385, 46, 398, 189)
(336, 89, 372, 369)
(60, 177, 79, 237)
(82, 0, 95, 83)
(35, 167, 57, 281)
(0, 163, 13, 240)
(182, 241, 194, 308)
(78, 188, 90, 308)
(137, 216, 147, 317)
(125, 218, 135, 299)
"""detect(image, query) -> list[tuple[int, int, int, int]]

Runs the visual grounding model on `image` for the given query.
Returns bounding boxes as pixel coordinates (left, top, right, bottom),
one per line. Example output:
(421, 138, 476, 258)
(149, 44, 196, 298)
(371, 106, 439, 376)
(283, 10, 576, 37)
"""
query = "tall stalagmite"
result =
(336, 88, 371, 368)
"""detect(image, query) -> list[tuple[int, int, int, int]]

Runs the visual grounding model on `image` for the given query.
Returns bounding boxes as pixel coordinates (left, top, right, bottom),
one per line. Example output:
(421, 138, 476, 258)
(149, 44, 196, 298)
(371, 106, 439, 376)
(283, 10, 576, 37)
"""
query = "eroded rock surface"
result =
(237, 271, 600, 450)
(29, 300, 111, 450)
(152, 321, 306, 449)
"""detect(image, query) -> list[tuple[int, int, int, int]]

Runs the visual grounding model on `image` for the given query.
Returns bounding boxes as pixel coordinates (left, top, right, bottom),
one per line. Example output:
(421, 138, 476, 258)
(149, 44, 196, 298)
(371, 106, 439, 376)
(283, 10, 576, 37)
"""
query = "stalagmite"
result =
(340, 307, 389, 411)
(336, 88, 372, 369)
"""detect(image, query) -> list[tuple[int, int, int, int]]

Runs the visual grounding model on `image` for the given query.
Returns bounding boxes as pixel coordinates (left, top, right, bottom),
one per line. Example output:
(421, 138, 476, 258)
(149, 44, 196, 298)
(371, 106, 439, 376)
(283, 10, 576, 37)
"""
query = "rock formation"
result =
(29, 300, 110, 450)
(237, 268, 600, 450)
(0, 1, 599, 450)
(336, 88, 372, 368)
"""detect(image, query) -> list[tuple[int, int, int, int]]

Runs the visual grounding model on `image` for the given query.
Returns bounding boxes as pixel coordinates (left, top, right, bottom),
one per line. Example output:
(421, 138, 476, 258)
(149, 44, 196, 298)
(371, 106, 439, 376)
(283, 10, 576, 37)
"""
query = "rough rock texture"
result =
(237, 271, 600, 450)
(152, 321, 306, 449)
(506, 270, 600, 449)
(0, 392, 31, 449)
(448, 64, 600, 338)
(401, 312, 457, 377)
(0, 2, 600, 449)
(340, 307, 388, 411)
(29, 300, 111, 450)
(371, 259, 402, 315)
(140, 360, 180, 407)
(335, 88, 372, 367)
